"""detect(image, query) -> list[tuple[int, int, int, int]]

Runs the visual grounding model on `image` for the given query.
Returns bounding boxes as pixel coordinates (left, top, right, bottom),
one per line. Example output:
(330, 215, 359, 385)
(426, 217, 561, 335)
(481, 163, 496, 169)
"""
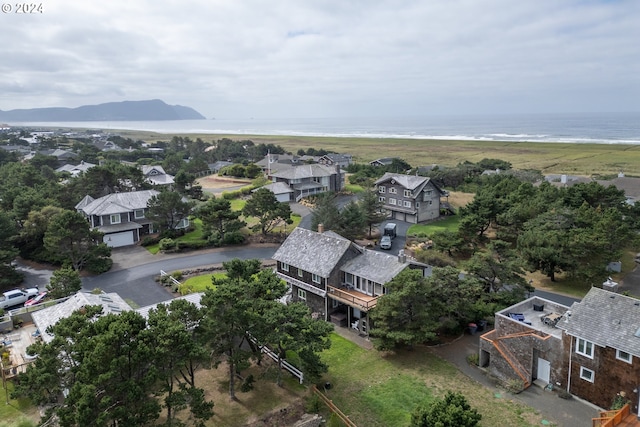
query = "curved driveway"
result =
(82, 247, 278, 307)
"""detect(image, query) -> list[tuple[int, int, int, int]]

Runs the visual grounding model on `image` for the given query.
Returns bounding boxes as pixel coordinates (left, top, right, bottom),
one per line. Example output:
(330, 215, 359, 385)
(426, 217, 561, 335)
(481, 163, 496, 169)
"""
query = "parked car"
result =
(0, 288, 39, 310)
(24, 291, 48, 307)
(380, 235, 392, 250)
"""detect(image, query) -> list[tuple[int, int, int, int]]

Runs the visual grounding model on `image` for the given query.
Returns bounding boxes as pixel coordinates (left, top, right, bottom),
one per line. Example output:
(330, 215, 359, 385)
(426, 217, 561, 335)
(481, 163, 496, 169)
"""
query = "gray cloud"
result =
(1, 0, 638, 117)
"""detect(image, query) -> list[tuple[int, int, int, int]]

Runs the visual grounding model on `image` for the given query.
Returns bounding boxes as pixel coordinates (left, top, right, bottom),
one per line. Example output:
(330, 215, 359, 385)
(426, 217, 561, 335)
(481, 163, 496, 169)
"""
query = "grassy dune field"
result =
(118, 130, 640, 176)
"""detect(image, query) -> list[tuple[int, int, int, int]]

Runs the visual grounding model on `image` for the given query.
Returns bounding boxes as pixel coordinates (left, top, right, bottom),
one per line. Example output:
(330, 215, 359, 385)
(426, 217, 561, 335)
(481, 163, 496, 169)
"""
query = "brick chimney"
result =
(317, 223, 324, 234)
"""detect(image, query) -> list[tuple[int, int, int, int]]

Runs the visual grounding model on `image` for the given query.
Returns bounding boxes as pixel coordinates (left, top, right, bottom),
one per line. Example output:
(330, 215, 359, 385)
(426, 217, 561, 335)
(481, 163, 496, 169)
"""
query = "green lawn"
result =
(407, 215, 460, 237)
(0, 381, 38, 427)
(178, 272, 226, 294)
(320, 333, 547, 427)
(145, 218, 205, 254)
(344, 184, 365, 193)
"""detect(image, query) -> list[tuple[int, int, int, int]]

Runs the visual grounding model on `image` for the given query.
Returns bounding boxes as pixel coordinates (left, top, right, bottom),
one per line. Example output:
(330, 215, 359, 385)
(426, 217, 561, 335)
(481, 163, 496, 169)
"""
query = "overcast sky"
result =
(1, 0, 638, 118)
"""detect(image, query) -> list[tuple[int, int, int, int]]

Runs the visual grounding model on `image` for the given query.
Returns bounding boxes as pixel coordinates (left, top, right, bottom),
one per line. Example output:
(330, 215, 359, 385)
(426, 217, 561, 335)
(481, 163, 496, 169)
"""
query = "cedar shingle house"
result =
(272, 227, 430, 335)
(374, 172, 446, 223)
(480, 287, 640, 416)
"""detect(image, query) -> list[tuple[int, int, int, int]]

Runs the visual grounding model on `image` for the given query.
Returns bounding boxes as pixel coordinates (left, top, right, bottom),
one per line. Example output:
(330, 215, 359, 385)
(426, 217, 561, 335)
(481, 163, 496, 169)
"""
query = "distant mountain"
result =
(0, 99, 205, 121)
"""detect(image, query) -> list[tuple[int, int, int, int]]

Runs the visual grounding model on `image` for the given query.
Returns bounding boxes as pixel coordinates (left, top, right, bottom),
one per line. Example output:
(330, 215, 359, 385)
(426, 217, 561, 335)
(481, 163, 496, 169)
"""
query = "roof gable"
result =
(272, 227, 354, 277)
(374, 172, 430, 191)
(557, 287, 640, 357)
(79, 190, 159, 216)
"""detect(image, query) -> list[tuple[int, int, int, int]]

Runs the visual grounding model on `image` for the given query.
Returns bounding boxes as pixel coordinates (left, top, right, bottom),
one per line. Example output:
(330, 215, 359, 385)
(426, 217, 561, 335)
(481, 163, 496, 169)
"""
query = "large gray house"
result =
(75, 190, 189, 247)
(272, 227, 430, 336)
(374, 173, 446, 224)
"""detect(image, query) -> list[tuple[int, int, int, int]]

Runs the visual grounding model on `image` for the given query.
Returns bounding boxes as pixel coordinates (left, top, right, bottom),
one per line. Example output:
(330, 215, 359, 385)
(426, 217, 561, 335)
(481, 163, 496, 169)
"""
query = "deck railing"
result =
(327, 286, 379, 311)
(592, 403, 631, 427)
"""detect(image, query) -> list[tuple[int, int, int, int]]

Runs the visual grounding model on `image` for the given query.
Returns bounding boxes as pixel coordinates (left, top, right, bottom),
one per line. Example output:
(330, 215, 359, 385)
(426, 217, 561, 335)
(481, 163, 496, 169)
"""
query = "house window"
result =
(312, 273, 321, 284)
(404, 189, 412, 197)
(389, 198, 397, 206)
(134, 209, 145, 219)
(576, 338, 594, 358)
(298, 268, 304, 278)
(176, 218, 189, 229)
(389, 187, 397, 194)
(616, 349, 632, 363)
(298, 289, 307, 300)
(110, 214, 121, 224)
(379, 196, 386, 203)
(404, 201, 412, 208)
(379, 186, 386, 193)
(579, 366, 594, 382)
(416, 202, 420, 208)
(281, 262, 289, 272)
(345, 273, 353, 285)
(425, 190, 432, 196)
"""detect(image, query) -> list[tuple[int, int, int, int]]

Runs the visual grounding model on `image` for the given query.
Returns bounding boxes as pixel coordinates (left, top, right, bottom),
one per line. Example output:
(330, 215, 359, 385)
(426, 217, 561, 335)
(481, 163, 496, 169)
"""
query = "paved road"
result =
(82, 247, 278, 307)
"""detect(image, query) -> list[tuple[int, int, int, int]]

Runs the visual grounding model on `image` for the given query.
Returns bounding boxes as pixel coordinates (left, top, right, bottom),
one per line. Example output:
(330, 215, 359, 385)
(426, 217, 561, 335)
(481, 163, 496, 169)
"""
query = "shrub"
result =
(557, 389, 572, 400)
(85, 257, 113, 274)
(159, 238, 177, 252)
(171, 271, 183, 281)
(141, 236, 161, 246)
(505, 378, 525, 394)
(223, 231, 246, 245)
(466, 353, 479, 366)
(305, 394, 321, 413)
(176, 240, 211, 251)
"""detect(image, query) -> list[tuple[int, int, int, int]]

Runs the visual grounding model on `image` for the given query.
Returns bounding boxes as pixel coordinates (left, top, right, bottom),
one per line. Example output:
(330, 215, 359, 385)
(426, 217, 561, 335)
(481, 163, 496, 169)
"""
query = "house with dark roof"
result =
(75, 189, 189, 247)
(272, 227, 430, 335)
(369, 157, 396, 167)
(481, 287, 640, 416)
(318, 153, 352, 168)
(271, 164, 344, 202)
(141, 165, 175, 187)
(374, 172, 446, 223)
(596, 174, 640, 205)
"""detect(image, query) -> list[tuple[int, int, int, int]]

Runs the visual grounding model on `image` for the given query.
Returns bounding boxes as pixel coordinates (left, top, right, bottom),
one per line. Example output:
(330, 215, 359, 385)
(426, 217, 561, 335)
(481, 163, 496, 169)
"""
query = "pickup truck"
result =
(0, 288, 39, 310)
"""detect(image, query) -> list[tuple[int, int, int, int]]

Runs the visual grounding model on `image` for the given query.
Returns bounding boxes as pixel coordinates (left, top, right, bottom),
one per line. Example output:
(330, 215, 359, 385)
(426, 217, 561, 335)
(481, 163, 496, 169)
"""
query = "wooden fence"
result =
(312, 385, 357, 427)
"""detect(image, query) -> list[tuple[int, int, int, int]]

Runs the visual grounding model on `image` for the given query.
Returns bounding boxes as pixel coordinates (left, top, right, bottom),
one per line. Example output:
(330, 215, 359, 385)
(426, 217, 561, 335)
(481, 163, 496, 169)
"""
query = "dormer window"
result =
(110, 214, 121, 224)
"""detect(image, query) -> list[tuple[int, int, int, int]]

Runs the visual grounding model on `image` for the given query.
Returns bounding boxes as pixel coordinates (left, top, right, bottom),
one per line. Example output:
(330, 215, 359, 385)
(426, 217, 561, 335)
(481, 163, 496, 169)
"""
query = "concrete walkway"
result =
(428, 331, 600, 427)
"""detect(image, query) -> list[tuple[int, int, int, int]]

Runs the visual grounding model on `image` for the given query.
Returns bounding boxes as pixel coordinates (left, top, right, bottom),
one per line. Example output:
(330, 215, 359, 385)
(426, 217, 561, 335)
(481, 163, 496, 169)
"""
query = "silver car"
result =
(380, 235, 392, 250)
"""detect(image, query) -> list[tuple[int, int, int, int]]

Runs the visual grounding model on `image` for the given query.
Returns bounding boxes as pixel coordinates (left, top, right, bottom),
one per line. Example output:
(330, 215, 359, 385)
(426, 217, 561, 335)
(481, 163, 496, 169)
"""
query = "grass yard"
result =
(178, 272, 226, 294)
(0, 381, 39, 427)
(407, 215, 460, 236)
(145, 218, 205, 254)
(320, 334, 548, 427)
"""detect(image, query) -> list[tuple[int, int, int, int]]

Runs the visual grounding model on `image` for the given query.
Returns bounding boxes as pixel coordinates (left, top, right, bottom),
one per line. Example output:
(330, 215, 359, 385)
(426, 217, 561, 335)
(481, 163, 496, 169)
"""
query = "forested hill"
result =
(0, 99, 205, 121)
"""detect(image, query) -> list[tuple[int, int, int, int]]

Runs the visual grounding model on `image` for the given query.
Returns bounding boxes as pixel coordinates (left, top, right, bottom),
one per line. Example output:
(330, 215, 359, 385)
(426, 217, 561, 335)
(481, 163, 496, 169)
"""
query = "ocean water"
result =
(15, 112, 640, 144)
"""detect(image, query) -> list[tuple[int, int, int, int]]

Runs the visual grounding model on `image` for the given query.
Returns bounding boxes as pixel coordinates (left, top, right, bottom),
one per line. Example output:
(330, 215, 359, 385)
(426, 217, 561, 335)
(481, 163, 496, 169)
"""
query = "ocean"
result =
(15, 112, 640, 145)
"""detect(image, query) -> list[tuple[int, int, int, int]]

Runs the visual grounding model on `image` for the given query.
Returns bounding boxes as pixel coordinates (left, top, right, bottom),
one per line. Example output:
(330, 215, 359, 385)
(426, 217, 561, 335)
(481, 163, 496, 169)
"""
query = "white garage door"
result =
(104, 231, 134, 248)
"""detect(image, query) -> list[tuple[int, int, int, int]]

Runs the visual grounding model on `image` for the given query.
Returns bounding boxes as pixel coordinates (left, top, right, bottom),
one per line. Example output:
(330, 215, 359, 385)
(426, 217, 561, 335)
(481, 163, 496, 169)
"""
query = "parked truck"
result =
(0, 288, 39, 310)
(383, 223, 397, 239)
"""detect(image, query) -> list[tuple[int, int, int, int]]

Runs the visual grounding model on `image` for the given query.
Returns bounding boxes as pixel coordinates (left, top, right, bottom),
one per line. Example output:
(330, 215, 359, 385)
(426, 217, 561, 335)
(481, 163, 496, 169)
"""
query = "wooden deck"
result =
(327, 286, 378, 311)
(593, 404, 640, 427)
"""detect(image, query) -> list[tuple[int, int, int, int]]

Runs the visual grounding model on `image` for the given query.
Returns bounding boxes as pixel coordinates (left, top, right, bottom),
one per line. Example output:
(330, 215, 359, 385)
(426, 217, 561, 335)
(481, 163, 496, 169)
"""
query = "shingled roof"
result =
(340, 250, 409, 284)
(272, 227, 354, 277)
(557, 287, 640, 357)
(374, 172, 439, 193)
(271, 164, 338, 180)
(76, 190, 159, 216)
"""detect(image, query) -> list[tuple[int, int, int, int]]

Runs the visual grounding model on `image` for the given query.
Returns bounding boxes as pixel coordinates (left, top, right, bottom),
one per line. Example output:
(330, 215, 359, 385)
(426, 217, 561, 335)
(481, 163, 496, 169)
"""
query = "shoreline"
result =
(10, 125, 640, 176)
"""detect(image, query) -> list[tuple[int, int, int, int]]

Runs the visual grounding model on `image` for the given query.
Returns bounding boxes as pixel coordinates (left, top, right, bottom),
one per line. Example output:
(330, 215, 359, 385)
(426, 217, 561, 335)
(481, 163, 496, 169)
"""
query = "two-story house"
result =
(271, 164, 344, 202)
(481, 287, 640, 416)
(374, 173, 445, 223)
(75, 189, 189, 247)
(272, 226, 430, 335)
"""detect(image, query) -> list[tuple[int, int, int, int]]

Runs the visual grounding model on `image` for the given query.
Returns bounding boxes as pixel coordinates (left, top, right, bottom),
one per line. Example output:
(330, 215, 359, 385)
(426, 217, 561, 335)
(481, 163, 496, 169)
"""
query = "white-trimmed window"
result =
(616, 349, 632, 364)
(312, 273, 321, 284)
(298, 268, 304, 278)
(298, 289, 307, 300)
(576, 338, 594, 358)
(345, 273, 353, 285)
(134, 209, 145, 219)
(579, 366, 594, 382)
(389, 187, 397, 194)
(110, 213, 121, 224)
(404, 189, 412, 197)
(281, 262, 289, 272)
(389, 198, 397, 206)
(379, 186, 386, 193)
(379, 196, 386, 203)
(404, 200, 412, 208)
